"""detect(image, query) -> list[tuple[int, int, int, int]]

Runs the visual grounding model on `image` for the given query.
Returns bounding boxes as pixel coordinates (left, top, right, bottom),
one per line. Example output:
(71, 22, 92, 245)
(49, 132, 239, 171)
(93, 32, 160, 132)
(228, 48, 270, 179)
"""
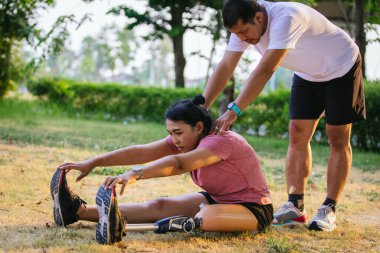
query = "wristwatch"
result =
(227, 102, 242, 116)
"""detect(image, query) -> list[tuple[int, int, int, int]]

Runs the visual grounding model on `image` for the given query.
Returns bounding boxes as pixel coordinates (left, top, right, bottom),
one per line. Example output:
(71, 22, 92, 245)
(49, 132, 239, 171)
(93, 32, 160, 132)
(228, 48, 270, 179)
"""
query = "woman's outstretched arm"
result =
(58, 138, 178, 181)
(104, 147, 222, 194)
(87, 139, 178, 167)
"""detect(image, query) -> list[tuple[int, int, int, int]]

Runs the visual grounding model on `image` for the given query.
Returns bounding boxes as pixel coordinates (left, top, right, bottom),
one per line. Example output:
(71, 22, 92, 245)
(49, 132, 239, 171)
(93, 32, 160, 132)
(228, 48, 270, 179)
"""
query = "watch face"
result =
(228, 102, 234, 109)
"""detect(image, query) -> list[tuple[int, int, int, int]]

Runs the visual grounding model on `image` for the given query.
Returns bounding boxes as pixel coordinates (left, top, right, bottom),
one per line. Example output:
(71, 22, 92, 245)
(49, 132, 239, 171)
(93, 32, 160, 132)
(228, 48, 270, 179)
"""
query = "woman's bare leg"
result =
(196, 204, 259, 232)
(76, 205, 98, 222)
(76, 192, 208, 223)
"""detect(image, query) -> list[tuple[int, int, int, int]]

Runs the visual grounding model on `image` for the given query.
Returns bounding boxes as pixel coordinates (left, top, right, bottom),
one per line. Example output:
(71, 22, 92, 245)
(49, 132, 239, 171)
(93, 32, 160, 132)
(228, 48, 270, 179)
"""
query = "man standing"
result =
(202, 0, 365, 231)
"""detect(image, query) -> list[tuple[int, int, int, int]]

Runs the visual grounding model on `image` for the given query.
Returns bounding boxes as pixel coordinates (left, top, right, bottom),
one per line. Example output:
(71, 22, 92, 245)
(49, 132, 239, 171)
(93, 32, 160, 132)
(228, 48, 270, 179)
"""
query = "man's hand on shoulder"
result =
(213, 110, 238, 134)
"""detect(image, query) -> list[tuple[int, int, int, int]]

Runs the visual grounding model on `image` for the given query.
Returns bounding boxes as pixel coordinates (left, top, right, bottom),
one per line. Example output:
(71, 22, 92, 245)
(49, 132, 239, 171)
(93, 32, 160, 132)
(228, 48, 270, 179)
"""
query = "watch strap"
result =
(228, 102, 242, 116)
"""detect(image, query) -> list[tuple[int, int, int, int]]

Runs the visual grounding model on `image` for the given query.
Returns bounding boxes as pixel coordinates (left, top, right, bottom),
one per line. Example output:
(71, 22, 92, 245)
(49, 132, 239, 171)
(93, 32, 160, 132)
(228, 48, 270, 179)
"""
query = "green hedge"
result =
(238, 88, 291, 137)
(352, 81, 380, 152)
(27, 78, 204, 122)
(27, 78, 380, 152)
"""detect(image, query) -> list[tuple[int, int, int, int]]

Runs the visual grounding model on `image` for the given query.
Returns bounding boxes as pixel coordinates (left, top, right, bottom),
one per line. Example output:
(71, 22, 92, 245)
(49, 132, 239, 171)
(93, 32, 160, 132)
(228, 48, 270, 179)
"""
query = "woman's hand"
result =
(57, 160, 94, 182)
(102, 171, 138, 196)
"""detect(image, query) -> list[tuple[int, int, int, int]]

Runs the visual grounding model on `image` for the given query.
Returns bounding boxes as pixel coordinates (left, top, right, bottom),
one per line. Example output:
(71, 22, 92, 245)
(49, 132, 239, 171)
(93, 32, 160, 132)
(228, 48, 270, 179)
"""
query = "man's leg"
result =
(307, 124, 352, 231)
(325, 123, 352, 202)
(273, 119, 319, 226)
(286, 119, 320, 196)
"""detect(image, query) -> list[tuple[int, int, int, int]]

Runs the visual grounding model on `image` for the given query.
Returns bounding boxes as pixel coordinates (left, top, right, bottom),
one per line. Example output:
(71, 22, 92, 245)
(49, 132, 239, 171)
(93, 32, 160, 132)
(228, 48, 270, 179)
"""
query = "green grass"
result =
(0, 98, 166, 150)
(1, 97, 379, 252)
(266, 236, 299, 253)
(1, 97, 379, 173)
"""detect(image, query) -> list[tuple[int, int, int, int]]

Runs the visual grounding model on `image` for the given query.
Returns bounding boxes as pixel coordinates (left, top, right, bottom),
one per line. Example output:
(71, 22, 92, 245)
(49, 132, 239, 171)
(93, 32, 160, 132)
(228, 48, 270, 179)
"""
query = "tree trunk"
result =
(219, 76, 235, 116)
(355, 0, 366, 79)
(218, 0, 235, 115)
(0, 0, 12, 98)
(170, 6, 186, 88)
(219, 29, 235, 116)
(205, 38, 216, 85)
(0, 40, 12, 98)
(172, 34, 186, 88)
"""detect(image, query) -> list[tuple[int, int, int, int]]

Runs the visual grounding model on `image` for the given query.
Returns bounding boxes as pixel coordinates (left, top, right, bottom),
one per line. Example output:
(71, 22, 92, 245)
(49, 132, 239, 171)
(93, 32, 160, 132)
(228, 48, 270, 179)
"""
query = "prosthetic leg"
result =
(125, 215, 202, 234)
(124, 204, 259, 234)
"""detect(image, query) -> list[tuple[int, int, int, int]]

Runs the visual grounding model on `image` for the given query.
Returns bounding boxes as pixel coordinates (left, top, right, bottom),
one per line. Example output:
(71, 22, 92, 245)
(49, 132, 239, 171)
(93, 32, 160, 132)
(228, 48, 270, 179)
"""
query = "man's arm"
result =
(215, 49, 288, 131)
(235, 49, 288, 110)
(203, 51, 243, 109)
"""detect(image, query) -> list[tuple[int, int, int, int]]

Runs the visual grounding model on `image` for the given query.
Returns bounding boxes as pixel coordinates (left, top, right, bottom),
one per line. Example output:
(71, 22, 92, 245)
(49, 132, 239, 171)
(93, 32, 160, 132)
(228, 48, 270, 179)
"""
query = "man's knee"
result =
(289, 121, 313, 145)
(326, 125, 351, 149)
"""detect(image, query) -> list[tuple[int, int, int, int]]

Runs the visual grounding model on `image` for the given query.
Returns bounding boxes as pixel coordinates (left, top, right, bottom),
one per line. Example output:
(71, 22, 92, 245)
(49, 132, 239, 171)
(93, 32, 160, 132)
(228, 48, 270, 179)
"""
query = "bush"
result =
(238, 89, 290, 137)
(351, 81, 380, 152)
(27, 78, 202, 122)
(27, 78, 380, 152)
(27, 78, 72, 103)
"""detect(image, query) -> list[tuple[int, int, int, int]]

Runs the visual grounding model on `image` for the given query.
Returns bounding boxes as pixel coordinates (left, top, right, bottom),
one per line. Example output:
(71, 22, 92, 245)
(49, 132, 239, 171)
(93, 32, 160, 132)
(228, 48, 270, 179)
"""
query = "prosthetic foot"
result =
(155, 215, 201, 233)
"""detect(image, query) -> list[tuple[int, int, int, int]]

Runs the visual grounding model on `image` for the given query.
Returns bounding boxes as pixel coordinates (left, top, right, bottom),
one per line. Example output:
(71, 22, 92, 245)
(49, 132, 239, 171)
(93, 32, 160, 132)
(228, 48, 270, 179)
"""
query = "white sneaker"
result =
(272, 202, 307, 226)
(308, 204, 336, 231)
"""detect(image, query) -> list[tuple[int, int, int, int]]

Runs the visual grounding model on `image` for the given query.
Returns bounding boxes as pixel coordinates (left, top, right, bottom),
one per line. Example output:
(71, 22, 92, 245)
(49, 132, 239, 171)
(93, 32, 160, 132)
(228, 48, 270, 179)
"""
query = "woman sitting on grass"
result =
(51, 94, 273, 244)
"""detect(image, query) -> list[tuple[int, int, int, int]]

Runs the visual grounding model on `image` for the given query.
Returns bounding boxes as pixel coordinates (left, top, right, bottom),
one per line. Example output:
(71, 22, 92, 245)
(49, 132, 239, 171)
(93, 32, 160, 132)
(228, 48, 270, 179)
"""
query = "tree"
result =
(36, 24, 136, 83)
(0, 0, 91, 98)
(353, 0, 380, 78)
(305, 0, 380, 78)
(0, 0, 50, 97)
(36, 47, 77, 78)
(79, 36, 98, 81)
(108, 0, 223, 88)
(218, 0, 235, 116)
(78, 24, 135, 82)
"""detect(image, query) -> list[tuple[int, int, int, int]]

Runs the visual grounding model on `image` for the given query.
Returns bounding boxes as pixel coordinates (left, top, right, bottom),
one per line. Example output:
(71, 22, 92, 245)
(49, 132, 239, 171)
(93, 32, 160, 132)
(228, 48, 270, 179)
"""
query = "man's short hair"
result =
(223, 0, 264, 28)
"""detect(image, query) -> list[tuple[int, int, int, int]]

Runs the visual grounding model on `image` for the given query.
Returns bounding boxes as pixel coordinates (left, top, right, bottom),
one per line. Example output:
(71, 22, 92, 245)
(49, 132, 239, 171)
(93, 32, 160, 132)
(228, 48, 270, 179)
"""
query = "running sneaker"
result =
(50, 169, 87, 226)
(308, 204, 336, 231)
(272, 202, 307, 226)
(96, 186, 125, 244)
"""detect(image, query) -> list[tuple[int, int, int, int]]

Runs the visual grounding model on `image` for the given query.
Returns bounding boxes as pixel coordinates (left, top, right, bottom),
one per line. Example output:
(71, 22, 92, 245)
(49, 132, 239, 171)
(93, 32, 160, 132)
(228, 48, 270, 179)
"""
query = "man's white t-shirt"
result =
(226, 0, 359, 82)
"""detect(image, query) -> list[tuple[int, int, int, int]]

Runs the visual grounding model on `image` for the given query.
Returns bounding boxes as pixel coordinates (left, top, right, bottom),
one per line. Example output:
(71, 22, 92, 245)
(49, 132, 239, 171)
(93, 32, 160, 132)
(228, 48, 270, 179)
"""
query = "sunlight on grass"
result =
(1, 98, 379, 252)
(266, 236, 299, 253)
(2, 98, 379, 172)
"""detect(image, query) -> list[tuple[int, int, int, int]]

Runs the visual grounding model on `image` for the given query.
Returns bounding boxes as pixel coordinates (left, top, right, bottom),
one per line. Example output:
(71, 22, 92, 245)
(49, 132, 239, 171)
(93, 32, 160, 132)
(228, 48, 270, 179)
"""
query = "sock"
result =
(323, 198, 336, 212)
(288, 194, 304, 211)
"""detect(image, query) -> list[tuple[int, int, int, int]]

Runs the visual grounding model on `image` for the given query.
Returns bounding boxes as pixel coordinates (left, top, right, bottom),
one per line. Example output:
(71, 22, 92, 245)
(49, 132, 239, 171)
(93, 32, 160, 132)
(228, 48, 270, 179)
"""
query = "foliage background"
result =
(27, 78, 380, 152)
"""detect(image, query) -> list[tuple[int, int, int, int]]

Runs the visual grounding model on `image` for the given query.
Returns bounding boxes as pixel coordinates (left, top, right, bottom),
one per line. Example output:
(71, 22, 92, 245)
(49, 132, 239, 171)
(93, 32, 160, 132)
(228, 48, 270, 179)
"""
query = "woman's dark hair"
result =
(165, 94, 213, 137)
(223, 0, 264, 28)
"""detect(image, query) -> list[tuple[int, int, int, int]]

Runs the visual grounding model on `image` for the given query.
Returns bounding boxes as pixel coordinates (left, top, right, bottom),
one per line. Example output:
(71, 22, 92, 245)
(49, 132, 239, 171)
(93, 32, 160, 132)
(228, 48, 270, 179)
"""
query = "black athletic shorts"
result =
(199, 191, 273, 232)
(290, 55, 366, 125)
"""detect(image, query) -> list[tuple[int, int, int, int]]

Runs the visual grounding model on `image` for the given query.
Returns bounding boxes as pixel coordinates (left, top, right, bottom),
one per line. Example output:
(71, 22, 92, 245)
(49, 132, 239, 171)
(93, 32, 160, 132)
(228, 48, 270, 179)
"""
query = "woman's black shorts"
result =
(290, 55, 366, 125)
(199, 191, 273, 232)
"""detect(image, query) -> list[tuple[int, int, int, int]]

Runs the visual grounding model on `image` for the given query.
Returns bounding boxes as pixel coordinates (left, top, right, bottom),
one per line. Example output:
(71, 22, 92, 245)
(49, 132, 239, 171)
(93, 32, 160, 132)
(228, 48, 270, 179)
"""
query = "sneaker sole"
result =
(50, 169, 65, 226)
(272, 220, 306, 227)
(96, 186, 113, 244)
(308, 221, 336, 232)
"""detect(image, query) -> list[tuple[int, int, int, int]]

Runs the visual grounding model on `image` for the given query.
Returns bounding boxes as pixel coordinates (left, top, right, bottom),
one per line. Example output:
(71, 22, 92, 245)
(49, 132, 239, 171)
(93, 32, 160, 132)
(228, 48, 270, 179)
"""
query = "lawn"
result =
(0, 98, 379, 252)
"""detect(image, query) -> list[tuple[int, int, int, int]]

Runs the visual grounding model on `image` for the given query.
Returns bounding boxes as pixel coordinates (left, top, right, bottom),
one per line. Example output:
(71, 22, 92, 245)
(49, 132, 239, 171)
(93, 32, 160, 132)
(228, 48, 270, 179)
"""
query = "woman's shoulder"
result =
(201, 130, 244, 143)
(221, 130, 245, 139)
